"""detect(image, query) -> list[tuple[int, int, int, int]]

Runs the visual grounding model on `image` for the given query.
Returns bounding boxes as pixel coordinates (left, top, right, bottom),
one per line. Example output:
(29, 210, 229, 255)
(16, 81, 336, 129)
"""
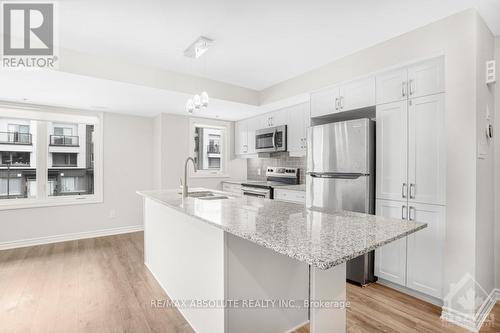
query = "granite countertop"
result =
(275, 184, 306, 191)
(137, 189, 426, 270)
(221, 179, 248, 185)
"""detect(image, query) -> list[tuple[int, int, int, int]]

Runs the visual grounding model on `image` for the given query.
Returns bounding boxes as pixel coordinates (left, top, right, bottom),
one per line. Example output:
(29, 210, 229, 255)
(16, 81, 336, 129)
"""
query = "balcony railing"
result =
(207, 145, 220, 154)
(0, 132, 32, 145)
(50, 135, 79, 146)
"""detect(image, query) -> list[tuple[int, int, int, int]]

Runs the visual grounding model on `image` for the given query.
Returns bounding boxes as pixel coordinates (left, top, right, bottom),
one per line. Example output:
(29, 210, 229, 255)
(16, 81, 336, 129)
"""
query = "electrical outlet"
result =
(257, 168, 261, 176)
(486, 60, 495, 84)
(109, 209, 116, 219)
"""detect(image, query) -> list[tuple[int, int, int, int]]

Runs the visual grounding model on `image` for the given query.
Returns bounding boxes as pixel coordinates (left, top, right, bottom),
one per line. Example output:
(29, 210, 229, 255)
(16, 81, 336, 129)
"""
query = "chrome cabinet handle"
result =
(340, 96, 344, 109)
(334, 98, 339, 111)
(402, 183, 407, 199)
(409, 183, 415, 199)
(409, 206, 415, 221)
(409, 79, 415, 95)
(401, 205, 407, 220)
(402, 81, 406, 97)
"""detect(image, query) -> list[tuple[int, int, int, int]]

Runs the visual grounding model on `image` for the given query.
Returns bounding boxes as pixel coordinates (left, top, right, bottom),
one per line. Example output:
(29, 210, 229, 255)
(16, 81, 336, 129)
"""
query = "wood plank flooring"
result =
(0, 232, 497, 333)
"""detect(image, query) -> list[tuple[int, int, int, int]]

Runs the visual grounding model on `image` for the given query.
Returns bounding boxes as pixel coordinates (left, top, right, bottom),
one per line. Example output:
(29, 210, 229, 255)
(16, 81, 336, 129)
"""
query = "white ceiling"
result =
(58, 0, 500, 90)
(0, 70, 262, 120)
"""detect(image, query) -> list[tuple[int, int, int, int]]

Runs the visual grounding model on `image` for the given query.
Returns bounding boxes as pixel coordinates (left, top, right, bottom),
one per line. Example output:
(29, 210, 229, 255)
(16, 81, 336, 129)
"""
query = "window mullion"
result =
(36, 121, 48, 200)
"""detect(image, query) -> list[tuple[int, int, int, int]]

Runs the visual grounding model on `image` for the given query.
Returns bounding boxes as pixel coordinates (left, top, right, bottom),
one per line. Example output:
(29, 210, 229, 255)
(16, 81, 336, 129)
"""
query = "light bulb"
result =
(201, 91, 209, 108)
(186, 99, 194, 113)
(193, 94, 201, 109)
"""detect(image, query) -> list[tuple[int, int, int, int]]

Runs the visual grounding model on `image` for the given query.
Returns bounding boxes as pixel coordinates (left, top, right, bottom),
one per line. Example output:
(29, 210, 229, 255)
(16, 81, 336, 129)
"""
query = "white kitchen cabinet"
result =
(246, 117, 260, 154)
(374, 199, 408, 286)
(234, 120, 248, 155)
(376, 68, 408, 105)
(274, 189, 306, 204)
(406, 203, 445, 299)
(310, 86, 340, 117)
(261, 108, 287, 128)
(408, 94, 446, 205)
(407, 58, 444, 98)
(339, 77, 376, 111)
(376, 101, 408, 202)
(287, 103, 310, 156)
(222, 183, 243, 196)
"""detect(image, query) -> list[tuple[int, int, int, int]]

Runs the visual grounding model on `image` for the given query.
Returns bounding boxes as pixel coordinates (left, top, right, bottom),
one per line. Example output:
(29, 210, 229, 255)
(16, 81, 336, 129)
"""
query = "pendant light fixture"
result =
(184, 36, 213, 113)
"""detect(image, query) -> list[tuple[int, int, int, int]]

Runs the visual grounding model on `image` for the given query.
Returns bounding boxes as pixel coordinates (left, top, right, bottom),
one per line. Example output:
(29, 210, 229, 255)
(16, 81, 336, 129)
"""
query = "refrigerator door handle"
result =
(308, 172, 366, 179)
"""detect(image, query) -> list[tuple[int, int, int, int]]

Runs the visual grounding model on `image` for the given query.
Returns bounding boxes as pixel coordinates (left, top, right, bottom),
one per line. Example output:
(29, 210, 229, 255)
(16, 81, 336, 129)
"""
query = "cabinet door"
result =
(376, 101, 408, 201)
(376, 68, 408, 105)
(406, 203, 445, 299)
(408, 58, 444, 98)
(287, 103, 308, 154)
(374, 199, 408, 286)
(310, 86, 340, 117)
(234, 120, 248, 155)
(408, 94, 445, 205)
(246, 117, 260, 154)
(339, 77, 376, 111)
(270, 108, 287, 127)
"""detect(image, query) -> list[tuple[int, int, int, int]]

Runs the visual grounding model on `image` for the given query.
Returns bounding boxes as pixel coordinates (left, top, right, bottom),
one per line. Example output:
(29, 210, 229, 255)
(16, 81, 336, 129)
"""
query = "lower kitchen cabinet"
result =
(274, 189, 306, 204)
(374, 199, 445, 300)
(406, 202, 445, 299)
(374, 199, 407, 286)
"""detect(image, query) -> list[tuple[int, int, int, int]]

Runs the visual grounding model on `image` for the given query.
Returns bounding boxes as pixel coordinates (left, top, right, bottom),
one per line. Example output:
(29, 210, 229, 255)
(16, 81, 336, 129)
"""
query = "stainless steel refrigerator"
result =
(306, 118, 376, 286)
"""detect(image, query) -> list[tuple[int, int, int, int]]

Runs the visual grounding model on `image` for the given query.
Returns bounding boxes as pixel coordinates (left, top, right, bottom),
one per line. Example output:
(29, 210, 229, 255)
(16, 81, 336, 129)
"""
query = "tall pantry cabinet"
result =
(374, 57, 446, 300)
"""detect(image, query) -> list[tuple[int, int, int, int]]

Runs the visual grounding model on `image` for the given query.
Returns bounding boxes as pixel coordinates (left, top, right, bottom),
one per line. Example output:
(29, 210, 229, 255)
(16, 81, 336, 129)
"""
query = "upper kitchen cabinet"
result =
(234, 119, 249, 155)
(339, 77, 376, 111)
(376, 57, 444, 105)
(287, 103, 310, 156)
(310, 86, 340, 117)
(261, 108, 287, 128)
(376, 68, 408, 105)
(408, 94, 446, 205)
(407, 58, 444, 99)
(310, 77, 375, 118)
(376, 100, 408, 202)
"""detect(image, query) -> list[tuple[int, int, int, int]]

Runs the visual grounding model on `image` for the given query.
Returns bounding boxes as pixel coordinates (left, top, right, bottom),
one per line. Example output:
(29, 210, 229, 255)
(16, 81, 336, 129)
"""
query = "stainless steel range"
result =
(242, 167, 299, 199)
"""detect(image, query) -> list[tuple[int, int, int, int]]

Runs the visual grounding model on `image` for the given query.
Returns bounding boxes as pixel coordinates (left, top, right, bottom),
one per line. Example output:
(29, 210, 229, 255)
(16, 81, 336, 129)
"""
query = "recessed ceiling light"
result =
(184, 36, 214, 59)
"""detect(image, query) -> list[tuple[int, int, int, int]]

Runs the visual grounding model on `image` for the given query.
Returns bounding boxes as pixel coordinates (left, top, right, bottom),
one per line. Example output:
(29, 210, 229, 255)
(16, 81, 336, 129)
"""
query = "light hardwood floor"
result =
(0, 232, 497, 333)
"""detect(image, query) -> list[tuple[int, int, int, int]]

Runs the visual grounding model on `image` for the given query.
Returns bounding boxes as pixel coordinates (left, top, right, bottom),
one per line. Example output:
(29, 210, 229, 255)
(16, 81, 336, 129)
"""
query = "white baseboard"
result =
(376, 279, 442, 307)
(441, 288, 499, 332)
(0, 225, 144, 250)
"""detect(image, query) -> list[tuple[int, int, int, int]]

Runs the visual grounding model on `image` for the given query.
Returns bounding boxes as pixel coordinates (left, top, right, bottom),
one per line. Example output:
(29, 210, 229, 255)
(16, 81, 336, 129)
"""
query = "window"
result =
(190, 120, 228, 177)
(52, 153, 77, 167)
(0, 108, 102, 210)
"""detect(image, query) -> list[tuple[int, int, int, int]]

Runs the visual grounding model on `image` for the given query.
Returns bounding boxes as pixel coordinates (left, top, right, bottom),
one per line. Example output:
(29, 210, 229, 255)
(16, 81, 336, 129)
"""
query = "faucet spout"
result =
(183, 157, 197, 198)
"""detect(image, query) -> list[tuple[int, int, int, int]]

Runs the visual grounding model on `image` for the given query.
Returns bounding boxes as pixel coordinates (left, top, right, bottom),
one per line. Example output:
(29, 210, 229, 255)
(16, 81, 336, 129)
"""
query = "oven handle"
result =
(242, 187, 270, 197)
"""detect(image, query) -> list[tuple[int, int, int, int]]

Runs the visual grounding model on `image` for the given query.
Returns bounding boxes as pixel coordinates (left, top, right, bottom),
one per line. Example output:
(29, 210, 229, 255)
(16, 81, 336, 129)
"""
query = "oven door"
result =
(242, 187, 271, 199)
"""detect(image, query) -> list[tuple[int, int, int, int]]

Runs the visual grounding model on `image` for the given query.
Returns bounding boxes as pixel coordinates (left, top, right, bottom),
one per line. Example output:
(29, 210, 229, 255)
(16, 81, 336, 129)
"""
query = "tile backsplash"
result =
(247, 152, 306, 184)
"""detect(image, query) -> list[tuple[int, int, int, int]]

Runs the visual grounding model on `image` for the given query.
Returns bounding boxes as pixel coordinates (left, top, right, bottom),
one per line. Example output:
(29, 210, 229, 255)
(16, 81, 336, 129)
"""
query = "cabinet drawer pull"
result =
(409, 183, 415, 199)
(409, 206, 415, 221)
(401, 205, 407, 220)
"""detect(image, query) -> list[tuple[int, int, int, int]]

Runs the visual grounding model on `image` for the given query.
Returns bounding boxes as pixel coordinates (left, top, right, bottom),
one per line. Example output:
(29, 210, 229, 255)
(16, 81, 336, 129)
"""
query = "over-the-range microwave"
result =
(255, 125, 287, 153)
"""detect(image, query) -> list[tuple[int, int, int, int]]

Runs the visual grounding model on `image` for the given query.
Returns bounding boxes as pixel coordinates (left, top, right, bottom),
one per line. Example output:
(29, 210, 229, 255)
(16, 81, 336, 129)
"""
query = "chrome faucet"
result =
(182, 157, 197, 198)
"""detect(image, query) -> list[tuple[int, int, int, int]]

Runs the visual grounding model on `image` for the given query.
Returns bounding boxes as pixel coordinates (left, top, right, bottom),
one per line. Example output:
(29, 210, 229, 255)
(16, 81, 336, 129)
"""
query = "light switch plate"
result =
(486, 60, 495, 84)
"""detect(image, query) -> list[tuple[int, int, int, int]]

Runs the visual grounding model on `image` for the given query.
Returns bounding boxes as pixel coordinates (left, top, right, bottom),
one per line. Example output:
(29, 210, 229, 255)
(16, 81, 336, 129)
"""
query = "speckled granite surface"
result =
(137, 189, 426, 270)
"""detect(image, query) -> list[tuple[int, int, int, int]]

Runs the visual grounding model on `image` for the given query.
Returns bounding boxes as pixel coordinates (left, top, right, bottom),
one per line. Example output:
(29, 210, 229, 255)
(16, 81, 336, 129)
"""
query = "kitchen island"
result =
(137, 189, 426, 333)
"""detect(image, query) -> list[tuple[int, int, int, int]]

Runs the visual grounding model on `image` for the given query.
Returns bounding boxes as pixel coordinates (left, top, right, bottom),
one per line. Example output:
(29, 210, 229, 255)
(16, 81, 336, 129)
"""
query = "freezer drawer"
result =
(307, 118, 374, 174)
(306, 174, 374, 214)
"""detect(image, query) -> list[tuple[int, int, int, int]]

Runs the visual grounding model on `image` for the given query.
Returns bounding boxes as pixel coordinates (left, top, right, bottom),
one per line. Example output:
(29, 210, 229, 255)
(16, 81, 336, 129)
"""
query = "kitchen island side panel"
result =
(144, 198, 226, 333)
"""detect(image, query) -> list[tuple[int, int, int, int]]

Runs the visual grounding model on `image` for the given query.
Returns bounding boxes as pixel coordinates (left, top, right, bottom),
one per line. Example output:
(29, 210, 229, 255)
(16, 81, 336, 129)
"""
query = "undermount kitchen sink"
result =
(186, 191, 229, 200)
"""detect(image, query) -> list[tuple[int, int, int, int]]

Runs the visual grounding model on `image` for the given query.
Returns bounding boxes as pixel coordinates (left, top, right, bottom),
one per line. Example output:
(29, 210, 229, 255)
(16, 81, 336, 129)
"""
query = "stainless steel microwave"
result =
(255, 125, 287, 153)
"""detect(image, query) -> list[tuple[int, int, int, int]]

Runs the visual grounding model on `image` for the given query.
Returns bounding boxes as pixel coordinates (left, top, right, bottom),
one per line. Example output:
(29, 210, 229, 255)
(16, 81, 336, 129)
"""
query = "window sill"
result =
(190, 173, 230, 179)
(0, 195, 103, 211)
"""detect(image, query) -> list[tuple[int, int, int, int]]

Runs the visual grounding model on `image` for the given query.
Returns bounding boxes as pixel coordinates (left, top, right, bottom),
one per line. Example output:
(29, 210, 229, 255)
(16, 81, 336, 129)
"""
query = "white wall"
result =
(0, 112, 154, 245)
(474, 16, 496, 307)
(153, 113, 247, 191)
(495, 37, 500, 290)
